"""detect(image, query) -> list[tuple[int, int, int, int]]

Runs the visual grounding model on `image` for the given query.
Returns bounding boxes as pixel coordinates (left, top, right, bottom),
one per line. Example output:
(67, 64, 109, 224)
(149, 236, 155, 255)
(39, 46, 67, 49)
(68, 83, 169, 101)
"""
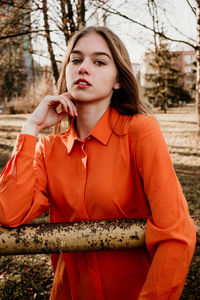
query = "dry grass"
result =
(155, 105, 200, 217)
(0, 104, 199, 299)
(3, 78, 56, 114)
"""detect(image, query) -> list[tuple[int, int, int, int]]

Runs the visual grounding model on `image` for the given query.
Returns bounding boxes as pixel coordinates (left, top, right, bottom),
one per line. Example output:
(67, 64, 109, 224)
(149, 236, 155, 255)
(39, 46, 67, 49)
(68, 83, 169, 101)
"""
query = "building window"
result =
(184, 55, 194, 65)
(185, 66, 193, 73)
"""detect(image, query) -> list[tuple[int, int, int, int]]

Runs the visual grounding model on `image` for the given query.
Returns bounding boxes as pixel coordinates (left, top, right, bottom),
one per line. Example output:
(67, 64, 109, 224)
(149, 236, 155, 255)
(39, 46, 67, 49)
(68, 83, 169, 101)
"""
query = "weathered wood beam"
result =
(0, 219, 145, 255)
(0, 217, 199, 256)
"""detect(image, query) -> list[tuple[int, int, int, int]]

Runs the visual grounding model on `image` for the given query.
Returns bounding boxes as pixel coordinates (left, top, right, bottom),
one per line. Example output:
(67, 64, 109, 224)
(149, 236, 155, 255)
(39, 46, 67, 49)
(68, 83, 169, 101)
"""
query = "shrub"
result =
(4, 78, 56, 114)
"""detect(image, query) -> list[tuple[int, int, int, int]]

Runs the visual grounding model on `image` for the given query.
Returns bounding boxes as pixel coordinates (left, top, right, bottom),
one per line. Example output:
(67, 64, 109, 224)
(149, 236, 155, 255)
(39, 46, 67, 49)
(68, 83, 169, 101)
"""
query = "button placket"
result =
(78, 141, 90, 219)
(81, 142, 88, 168)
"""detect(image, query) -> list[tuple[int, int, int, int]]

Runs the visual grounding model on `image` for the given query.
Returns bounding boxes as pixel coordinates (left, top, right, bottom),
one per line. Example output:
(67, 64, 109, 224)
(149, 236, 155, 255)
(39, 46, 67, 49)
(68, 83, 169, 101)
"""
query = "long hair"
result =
(56, 26, 149, 131)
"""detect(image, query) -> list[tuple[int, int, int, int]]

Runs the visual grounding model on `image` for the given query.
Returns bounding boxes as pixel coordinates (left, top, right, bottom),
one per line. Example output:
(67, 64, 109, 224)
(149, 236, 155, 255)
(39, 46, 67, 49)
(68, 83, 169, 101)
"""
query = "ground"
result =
(0, 104, 199, 299)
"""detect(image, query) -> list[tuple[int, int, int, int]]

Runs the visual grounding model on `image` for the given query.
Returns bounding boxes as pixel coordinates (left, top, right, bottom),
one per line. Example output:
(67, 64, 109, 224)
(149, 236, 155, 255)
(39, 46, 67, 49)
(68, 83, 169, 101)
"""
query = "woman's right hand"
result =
(22, 93, 78, 137)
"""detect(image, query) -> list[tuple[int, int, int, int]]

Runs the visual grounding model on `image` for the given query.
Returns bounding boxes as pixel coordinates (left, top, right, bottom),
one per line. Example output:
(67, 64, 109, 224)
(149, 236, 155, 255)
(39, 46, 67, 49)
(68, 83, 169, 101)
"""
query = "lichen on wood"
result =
(0, 219, 146, 255)
(0, 216, 199, 256)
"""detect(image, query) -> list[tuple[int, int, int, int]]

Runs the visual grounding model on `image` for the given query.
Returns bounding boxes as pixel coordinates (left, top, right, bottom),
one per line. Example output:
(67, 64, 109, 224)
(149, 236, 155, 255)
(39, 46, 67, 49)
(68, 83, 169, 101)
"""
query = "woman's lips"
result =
(74, 79, 91, 88)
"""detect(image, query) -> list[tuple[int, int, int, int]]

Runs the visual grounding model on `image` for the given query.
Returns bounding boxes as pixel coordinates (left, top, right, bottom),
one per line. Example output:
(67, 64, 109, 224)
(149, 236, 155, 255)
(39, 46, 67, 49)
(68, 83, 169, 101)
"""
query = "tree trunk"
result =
(147, 0, 158, 52)
(77, 0, 85, 29)
(102, 0, 107, 26)
(196, 0, 200, 136)
(42, 0, 59, 83)
(60, 0, 70, 46)
(66, 0, 76, 34)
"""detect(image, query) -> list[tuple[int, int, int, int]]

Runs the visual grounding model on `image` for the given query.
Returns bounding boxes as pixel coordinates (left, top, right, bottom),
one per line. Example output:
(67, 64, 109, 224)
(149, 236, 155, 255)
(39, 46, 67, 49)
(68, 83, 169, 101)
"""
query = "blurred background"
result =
(0, 0, 198, 115)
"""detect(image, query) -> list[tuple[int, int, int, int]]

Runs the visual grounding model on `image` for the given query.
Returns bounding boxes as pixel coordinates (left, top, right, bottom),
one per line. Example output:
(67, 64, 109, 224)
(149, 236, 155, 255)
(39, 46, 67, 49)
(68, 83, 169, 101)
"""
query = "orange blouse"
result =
(0, 107, 196, 300)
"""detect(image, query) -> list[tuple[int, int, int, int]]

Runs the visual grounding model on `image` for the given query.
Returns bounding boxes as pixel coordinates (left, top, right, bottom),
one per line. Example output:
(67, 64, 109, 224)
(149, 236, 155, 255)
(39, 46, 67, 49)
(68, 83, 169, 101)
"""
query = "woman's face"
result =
(65, 33, 120, 105)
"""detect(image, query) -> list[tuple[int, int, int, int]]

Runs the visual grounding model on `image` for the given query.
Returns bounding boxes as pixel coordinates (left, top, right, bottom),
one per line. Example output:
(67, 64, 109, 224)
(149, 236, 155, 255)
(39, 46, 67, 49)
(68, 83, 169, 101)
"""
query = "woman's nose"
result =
(78, 59, 91, 75)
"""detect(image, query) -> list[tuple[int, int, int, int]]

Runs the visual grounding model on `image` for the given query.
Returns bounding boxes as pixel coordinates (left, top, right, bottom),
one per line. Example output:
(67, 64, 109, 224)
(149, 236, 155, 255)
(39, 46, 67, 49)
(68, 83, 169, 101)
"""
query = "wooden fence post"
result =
(0, 217, 199, 256)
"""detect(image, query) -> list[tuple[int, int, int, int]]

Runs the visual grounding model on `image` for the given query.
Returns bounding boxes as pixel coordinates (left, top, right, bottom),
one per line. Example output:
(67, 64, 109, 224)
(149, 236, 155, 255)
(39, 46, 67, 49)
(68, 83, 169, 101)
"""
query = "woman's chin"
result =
(68, 92, 88, 103)
(71, 96, 94, 104)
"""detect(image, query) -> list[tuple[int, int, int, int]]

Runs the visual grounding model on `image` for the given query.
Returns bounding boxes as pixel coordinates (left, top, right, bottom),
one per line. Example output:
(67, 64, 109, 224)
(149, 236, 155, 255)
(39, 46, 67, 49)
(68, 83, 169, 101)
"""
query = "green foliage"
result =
(144, 42, 192, 112)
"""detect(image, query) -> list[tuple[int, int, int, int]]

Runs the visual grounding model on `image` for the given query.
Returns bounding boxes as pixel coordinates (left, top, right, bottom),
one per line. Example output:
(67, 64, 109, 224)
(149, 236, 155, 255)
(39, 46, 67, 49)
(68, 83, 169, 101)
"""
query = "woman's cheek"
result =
(65, 76, 72, 93)
(65, 67, 71, 90)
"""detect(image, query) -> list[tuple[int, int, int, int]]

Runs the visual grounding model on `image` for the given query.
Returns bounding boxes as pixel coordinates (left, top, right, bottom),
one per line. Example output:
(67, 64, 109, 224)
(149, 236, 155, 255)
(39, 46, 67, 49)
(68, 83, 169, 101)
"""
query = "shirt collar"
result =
(63, 106, 120, 154)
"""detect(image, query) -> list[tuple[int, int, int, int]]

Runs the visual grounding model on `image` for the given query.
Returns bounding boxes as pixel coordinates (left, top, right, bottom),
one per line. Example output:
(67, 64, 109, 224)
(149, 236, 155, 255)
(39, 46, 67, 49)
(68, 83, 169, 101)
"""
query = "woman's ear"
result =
(113, 82, 121, 90)
(113, 73, 121, 90)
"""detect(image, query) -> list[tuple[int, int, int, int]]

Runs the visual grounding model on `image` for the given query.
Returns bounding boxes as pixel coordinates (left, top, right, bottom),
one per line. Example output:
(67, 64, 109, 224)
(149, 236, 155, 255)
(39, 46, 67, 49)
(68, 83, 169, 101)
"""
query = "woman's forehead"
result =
(72, 33, 112, 56)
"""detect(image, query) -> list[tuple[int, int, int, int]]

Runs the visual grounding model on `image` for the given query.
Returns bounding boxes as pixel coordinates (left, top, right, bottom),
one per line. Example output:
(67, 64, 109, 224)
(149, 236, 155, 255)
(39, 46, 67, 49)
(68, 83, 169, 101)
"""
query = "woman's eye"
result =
(71, 58, 81, 64)
(95, 60, 105, 67)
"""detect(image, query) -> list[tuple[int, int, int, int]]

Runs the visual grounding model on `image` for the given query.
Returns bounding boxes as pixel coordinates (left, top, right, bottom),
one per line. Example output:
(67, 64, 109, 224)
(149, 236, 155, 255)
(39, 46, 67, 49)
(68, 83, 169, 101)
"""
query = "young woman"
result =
(0, 26, 196, 300)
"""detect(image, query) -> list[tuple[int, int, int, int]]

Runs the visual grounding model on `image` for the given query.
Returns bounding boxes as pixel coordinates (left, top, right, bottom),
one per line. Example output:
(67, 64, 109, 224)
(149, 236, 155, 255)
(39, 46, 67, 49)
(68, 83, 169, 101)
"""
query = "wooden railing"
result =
(0, 216, 199, 255)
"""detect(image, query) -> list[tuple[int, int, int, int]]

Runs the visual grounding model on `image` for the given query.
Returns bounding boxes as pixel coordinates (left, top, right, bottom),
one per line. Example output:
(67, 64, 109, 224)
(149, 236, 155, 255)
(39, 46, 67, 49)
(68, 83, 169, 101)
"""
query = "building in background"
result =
(140, 50, 196, 98)
(179, 51, 196, 95)
(131, 63, 140, 83)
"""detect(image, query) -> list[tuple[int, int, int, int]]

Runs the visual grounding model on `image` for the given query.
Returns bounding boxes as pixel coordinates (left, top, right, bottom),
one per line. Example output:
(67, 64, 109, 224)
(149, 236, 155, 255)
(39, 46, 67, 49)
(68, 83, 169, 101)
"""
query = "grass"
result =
(0, 104, 199, 299)
(0, 255, 53, 300)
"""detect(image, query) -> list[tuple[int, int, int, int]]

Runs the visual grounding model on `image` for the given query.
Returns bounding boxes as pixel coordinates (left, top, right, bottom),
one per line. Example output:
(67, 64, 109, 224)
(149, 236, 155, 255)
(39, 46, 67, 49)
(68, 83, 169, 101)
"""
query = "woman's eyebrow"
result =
(93, 52, 111, 60)
(71, 50, 111, 60)
(71, 50, 82, 56)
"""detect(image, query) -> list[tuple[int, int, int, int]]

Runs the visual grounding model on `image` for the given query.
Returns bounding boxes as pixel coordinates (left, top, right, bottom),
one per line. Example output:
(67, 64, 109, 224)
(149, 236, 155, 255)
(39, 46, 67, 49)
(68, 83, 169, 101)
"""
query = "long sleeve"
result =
(0, 134, 49, 227)
(133, 117, 196, 299)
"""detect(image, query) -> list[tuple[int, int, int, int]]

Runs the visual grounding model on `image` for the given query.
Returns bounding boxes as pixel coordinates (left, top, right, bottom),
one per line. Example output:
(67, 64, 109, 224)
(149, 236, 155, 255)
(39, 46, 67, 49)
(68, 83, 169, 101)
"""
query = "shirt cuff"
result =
(13, 134, 37, 158)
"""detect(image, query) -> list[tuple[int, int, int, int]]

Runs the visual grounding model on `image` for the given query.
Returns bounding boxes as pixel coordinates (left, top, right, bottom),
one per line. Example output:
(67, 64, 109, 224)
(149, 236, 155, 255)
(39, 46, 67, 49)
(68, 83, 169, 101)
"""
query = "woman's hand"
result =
(22, 93, 78, 137)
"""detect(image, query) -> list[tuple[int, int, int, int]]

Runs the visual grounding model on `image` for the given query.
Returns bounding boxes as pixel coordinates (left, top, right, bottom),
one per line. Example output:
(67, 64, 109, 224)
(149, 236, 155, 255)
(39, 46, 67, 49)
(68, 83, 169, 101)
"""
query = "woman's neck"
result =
(75, 100, 110, 140)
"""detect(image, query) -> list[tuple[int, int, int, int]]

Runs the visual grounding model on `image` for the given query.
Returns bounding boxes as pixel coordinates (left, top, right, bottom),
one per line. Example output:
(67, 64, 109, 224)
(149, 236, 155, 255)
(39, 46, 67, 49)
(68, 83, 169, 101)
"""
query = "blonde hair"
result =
(56, 26, 148, 131)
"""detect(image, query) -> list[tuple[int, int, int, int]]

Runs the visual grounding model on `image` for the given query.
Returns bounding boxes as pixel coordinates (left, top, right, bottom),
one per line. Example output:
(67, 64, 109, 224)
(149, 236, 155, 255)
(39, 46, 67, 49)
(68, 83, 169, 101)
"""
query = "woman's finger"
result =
(45, 96, 70, 115)
(60, 98, 74, 116)
(60, 95, 78, 117)
(44, 94, 78, 117)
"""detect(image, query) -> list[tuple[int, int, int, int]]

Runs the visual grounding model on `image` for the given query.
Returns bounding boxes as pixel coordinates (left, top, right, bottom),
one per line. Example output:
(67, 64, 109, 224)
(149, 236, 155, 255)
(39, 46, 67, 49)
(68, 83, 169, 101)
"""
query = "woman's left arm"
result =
(134, 117, 196, 300)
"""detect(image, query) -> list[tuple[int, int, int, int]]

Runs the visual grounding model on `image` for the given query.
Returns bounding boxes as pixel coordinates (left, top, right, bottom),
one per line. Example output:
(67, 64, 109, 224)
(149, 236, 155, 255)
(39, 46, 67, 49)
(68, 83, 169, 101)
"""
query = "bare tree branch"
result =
(147, 0, 159, 51)
(186, 0, 196, 15)
(163, 7, 196, 43)
(66, 0, 76, 33)
(59, 0, 70, 45)
(77, 0, 86, 28)
(42, 0, 59, 83)
(94, 0, 196, 49)
(0, 29, 58, 40)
